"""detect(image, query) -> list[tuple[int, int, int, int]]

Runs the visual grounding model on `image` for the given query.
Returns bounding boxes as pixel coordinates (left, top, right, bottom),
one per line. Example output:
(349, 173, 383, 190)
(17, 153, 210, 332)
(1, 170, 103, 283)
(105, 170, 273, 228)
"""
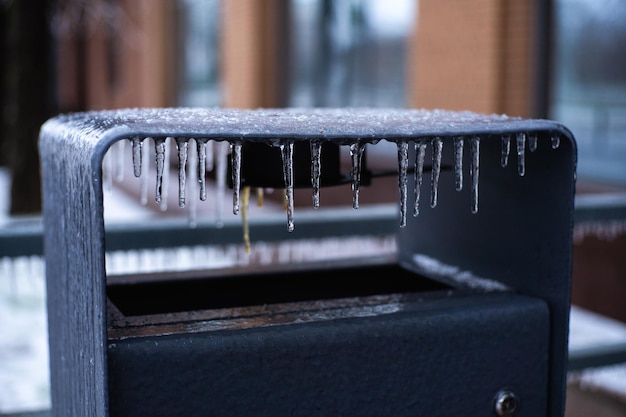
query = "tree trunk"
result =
(2, 0, 57, 215)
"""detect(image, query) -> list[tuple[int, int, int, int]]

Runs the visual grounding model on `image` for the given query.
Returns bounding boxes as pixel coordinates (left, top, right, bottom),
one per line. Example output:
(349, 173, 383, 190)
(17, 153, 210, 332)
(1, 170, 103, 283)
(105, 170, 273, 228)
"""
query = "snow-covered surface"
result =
(568, 306, 626, 400)
(0, 260, 49, 414)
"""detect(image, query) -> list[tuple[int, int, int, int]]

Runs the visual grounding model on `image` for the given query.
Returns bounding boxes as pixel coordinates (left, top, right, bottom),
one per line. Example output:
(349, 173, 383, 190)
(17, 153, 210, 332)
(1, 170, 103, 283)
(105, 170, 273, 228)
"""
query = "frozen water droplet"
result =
(454, 137, 464, 191)
(430, 137, 443, 208)
(310, 141, 322, 209)
(470, 136, 480, 214)
(231, 141, 242, 215)
(349, 142, 366, 209)
(501, 134, 511, 167)
(215, 141, 229, 228)
(154, 137, 166, 204)
(280, 141, 295, 232)
(413, 139, 427, 216)
(551, 134, 560, 149)
(397, 141, 409, 227)
(131, 137, 142, 177)
(176, 138, 188, 207)
(140, 138, 150, 205)
(516, 132, 526, 176)
(196, 138, 207, 201)
(528, 133, 538, 152)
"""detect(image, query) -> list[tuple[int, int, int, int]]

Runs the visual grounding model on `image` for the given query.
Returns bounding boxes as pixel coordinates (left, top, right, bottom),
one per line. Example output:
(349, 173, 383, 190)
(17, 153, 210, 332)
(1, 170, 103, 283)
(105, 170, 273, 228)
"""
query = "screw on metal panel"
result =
(493, 389, 520, 417)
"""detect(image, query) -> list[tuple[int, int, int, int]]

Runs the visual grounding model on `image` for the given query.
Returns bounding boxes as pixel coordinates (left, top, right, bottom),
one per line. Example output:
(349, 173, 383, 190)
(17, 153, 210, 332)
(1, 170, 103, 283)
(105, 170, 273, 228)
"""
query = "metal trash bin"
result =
(39, 108, 577, 417)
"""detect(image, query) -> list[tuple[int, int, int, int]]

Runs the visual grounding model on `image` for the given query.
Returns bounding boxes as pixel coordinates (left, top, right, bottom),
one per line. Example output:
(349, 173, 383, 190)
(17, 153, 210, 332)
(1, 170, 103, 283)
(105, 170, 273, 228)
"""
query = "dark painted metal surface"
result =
(108, 293, 550, 417)
(38, 107, 576, 417)
(397, 127, 577, 417)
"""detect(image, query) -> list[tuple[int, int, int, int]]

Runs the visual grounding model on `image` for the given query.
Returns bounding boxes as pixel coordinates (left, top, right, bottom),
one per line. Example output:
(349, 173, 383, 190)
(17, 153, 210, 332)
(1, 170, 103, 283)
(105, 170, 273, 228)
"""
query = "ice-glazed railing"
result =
(72, 107, 573, 232)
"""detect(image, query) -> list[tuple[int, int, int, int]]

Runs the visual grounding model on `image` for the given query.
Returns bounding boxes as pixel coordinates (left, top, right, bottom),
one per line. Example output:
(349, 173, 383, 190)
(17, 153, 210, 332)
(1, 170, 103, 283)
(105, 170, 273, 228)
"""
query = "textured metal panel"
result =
(108, 293, 549, 417)
(398, 127, 576, 417)
(39, 115, 109, 417)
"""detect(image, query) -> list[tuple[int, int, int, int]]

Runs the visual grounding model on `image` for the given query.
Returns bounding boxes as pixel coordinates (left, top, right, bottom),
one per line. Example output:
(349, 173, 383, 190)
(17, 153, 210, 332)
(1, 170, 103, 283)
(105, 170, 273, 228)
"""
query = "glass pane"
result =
(177, 0, 221, 107)
(551, 0, 626, 185)
(289, 0, 417, 108)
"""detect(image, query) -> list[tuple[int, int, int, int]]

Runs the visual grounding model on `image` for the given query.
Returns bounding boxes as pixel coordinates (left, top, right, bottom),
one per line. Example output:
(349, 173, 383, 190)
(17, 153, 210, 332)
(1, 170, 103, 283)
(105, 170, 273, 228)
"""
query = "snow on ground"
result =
(0, 259, 49, 414)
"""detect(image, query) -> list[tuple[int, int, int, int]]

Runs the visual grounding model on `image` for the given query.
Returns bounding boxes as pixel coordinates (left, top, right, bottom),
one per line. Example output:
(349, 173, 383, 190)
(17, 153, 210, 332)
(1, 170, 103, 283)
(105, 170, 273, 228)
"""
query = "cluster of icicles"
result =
(104, 132, 562, 232)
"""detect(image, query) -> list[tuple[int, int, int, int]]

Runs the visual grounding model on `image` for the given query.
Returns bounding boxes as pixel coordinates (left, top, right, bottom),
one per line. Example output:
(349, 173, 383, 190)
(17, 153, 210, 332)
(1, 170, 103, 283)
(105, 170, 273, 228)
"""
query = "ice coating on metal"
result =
(47, 107, 560, 143)
(412, 254, 509, 292)
(45, 107, 574, 231)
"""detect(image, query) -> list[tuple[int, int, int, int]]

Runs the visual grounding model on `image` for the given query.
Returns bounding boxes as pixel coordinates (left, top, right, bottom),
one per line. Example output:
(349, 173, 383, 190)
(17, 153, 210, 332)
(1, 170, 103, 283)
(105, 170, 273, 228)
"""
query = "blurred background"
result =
(1, 0, 626, 415)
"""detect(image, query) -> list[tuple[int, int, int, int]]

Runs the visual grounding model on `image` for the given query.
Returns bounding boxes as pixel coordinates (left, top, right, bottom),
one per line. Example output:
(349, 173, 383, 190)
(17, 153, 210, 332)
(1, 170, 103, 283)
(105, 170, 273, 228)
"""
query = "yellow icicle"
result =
(256, 187, 264, 207)
(241, 185, 251, 254)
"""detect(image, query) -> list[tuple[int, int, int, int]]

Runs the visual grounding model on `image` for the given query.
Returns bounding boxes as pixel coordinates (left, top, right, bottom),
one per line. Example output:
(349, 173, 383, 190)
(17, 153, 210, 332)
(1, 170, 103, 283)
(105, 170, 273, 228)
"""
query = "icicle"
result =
(230, 141, 242, 215)
(413, 139, 427, 216)
(154, 137, 166, 204)
(176, 138, 188, 207)
(188, 138, 198, 227)
(256, 188, 264, 207)
(397, 141, 409, 227)
(454, 137, 464, 191)
(528, 133, 538, 152)
(140, 138, 150, 205)
(349, 142, 366, 209)
(115, 139, 125, 182)
(196, 138, 207, 201)
(516, 132, 526, 176)
(430, 137, 443, 208)
(160, 137, 172, 211)
(470, 136, 480, 214)
(280, 141, 295, 232)
(501, 134, 511, 167)
(310, 141, 322, 209)
(131, 137, 142, 177)
(215, 141, 229, 228)
(551, 134, 560, 149)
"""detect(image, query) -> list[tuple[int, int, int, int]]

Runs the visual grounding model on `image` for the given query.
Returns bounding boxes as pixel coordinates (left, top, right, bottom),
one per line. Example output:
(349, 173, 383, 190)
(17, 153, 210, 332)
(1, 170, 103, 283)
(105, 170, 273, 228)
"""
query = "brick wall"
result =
(408, 0, 537, 117)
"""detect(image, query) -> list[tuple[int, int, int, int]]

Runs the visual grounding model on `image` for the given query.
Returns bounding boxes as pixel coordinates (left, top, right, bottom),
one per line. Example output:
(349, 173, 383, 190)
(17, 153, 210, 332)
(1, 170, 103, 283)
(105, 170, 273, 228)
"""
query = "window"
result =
(288, 0, 416, 108)
(551, 0, 626, 186)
